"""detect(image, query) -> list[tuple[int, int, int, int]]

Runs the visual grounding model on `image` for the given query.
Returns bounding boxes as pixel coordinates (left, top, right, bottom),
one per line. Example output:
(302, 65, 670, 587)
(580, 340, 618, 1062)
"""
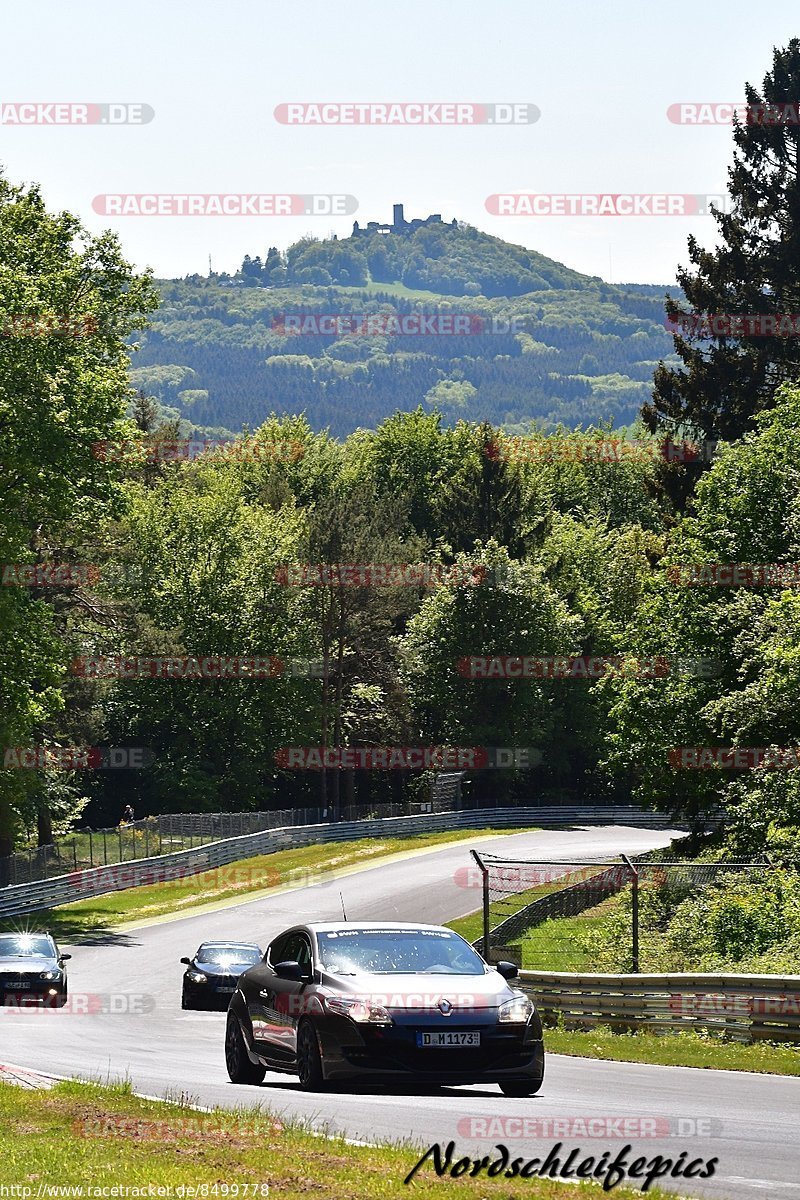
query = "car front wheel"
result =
(296, 1019, 326, 1092)
(499, 1071, 543, 1097)
(225, 1013, 266, 1085)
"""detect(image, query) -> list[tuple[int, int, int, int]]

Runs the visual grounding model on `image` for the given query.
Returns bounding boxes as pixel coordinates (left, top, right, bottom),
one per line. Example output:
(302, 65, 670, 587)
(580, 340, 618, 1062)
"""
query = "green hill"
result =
(130, 219, 680, 439)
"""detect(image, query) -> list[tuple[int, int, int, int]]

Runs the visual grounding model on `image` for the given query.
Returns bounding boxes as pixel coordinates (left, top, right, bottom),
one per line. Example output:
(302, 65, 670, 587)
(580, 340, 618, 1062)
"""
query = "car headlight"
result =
(40, 971, 60, 981)
(187, 971, 208, 984)
(324, 995, 393, 1024)
(498, 993, 534, 1024)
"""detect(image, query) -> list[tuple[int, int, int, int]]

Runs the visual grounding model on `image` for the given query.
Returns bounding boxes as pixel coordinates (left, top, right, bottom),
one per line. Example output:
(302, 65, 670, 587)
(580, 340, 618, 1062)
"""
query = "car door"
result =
(248, 931, 312, 1067)
(272, 931, 315, 1062)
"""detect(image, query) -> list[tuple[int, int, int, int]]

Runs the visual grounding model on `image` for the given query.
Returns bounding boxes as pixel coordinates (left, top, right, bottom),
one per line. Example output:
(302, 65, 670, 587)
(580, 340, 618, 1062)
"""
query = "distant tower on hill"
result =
(351, 203, 449, 238)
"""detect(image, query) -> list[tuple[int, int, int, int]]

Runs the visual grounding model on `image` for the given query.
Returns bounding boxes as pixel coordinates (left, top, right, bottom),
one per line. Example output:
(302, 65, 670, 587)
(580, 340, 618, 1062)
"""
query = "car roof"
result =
(300, 922, 455, 935)
(0, 930, 54, 937)
(196, 940, 261, 948)
(0, 931, 55, 942)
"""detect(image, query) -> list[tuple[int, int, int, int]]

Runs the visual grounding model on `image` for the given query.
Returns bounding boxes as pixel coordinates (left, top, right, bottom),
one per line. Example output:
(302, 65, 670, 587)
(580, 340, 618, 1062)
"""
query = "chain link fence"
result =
(471, 850, 770, 973)
(0, 797, 468, 886)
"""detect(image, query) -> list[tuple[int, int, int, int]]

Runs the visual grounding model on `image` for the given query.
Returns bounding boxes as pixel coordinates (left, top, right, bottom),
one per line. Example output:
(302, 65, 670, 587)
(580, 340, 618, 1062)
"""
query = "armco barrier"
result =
(519, 971, 800, 1043)
(0, 805, 681, 919)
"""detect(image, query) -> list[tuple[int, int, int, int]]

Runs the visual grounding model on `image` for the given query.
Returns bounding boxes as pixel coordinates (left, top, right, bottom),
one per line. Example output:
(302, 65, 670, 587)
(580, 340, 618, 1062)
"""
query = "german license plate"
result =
(10, 982, 31, 990)
(417, 1031, 480, 1048)
(217, 987, 235, 994)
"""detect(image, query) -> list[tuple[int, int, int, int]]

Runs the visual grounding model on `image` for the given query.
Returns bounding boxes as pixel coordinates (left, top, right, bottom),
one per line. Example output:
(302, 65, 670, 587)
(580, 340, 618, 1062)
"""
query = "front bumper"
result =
(183, 976, 239, 1008)
(0, 980, 65, 1006)
(316, 1011, 544, 1083)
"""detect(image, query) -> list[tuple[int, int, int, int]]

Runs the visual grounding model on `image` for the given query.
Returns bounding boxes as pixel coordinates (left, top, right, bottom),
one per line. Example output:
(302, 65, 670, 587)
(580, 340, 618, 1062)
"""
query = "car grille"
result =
(350, 1026, 534, 1074)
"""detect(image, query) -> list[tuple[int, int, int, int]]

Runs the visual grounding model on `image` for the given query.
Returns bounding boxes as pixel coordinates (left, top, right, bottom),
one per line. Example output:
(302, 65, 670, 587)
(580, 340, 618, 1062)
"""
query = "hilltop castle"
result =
(352, 203, 457, 238)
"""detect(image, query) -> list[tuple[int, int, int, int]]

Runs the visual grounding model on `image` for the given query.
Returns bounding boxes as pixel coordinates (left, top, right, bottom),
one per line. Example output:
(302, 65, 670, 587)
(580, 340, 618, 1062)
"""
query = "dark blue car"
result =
(180, 941, 262, 1010)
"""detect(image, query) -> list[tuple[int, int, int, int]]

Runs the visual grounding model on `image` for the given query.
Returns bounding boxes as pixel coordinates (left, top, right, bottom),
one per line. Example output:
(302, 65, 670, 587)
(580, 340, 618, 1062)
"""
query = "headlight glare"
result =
(498, 993, 533, 1023)
(324, 995, 393, 1024)
(187, 971, 208, 984)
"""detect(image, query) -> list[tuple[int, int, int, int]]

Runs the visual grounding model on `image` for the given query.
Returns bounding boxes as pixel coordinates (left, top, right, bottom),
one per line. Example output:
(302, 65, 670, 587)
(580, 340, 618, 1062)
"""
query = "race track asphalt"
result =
(2, 824, 798, 1200)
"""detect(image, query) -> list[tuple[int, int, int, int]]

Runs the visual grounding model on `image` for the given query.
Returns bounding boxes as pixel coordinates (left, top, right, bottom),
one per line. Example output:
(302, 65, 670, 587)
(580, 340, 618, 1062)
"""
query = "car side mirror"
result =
(59, 954, 72, 962)
(274, 960, 306, 981)
(495, 960, 519, 980)
(180, 957, 191, 965)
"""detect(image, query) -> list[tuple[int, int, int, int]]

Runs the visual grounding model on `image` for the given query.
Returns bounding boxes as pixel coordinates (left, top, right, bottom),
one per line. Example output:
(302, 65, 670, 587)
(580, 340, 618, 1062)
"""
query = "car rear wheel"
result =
(225, 1013, 265, 1085)
(297, 1019, 326, 1092)
(499, 1073, 543, 1097)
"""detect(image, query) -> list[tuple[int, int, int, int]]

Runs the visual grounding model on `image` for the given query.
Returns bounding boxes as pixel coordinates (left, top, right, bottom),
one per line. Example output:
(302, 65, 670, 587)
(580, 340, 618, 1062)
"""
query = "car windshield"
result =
(316, 929, 486, 975)
(196, 945, 260, 965)
(0, 935, 54, 958)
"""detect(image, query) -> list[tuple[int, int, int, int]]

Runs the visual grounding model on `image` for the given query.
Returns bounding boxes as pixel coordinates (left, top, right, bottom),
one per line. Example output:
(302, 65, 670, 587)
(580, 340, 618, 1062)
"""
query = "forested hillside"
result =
(130, 223, 678, 438)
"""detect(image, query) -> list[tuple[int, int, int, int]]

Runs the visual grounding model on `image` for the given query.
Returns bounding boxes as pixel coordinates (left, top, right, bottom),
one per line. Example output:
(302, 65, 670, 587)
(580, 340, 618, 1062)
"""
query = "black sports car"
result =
(0, 932, 70, 1007)
(225, 921, 544, 1093)
(180, 941, 262, 1010)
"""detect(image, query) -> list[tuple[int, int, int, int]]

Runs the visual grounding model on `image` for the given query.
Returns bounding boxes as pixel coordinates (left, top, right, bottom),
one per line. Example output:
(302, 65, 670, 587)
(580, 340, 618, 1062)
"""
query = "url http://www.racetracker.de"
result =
(0, 1187, 270, 1198)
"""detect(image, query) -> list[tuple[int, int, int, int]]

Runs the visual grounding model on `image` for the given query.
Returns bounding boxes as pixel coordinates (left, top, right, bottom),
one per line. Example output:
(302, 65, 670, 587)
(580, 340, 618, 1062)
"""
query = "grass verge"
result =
(0, 828, 535, 943)
(0, 1078, 671, 1198)
(545, 1025, 800, 1075)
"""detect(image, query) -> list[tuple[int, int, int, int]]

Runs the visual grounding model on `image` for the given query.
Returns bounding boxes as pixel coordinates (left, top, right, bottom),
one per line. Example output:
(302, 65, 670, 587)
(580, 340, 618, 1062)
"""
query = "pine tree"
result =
(644, 40, 800, 445)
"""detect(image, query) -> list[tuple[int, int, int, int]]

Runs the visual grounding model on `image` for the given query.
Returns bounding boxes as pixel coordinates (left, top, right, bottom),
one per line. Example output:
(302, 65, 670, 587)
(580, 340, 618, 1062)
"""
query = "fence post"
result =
(89, 831, 94, 868)
(471, 849, 490, 961)
(118, 828, 123, 864)
(72, 841, 77, 871)
(621, 854, 639, 973)
(144, 822, 149, 858)
(102, 829, 108, 867)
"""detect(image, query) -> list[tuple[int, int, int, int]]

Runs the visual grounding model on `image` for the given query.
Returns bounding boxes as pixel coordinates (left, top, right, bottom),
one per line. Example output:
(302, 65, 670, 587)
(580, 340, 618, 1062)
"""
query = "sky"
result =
(1, 1, 798, 284)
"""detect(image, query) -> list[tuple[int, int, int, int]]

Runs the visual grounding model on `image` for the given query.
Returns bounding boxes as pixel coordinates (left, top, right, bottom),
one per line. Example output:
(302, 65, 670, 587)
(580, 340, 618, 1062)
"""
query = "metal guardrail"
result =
(519, 970, 800, 1044)
(0, 805, 681, 919)
(1, 799, 462, 885)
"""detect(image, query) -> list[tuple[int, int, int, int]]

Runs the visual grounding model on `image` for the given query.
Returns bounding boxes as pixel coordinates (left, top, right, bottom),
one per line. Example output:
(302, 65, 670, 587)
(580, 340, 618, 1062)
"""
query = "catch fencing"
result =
(0, 804, 682, 919)
(471, 851, 762, 972)
(518, 971, 800, 1043)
